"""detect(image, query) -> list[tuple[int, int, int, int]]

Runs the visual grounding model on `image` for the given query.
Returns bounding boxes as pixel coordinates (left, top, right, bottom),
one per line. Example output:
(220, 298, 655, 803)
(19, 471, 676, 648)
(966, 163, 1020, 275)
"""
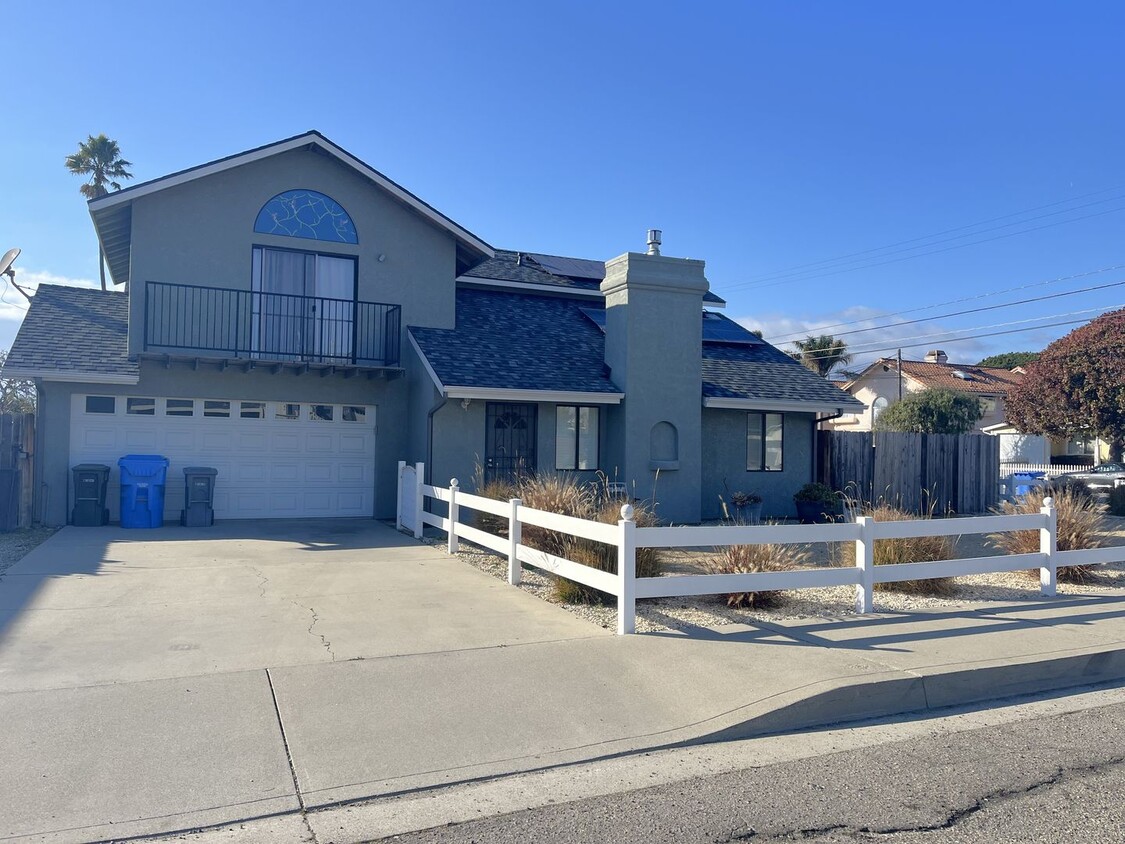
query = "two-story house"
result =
(5, 132, 862, 526)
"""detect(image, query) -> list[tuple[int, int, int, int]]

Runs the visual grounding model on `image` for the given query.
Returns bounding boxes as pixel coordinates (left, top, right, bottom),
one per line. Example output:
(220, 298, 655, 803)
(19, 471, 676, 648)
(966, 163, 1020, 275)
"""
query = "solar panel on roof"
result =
(527, 253, 607, 280)
(702, 312, 763, 345)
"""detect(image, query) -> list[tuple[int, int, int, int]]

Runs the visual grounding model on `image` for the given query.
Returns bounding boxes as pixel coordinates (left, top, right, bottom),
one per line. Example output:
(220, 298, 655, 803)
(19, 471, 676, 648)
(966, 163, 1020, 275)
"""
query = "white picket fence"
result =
(396, 462, 1123, 636)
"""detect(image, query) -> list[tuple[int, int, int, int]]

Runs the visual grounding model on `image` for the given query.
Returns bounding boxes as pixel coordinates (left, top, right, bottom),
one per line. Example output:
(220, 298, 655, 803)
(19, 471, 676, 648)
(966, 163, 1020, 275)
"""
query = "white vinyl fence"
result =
(396, 463, 1124, 635)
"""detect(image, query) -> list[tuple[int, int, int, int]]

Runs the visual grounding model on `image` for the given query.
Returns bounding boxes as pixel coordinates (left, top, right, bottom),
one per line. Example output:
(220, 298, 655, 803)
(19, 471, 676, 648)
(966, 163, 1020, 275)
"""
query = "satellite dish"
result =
(0, 247, 19, 278)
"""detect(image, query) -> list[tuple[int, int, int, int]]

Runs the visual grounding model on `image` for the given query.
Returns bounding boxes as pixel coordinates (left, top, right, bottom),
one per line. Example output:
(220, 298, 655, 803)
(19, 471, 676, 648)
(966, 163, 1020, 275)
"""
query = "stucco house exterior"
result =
(5, 132, 862, 526)
(826, 351, 1023, 434)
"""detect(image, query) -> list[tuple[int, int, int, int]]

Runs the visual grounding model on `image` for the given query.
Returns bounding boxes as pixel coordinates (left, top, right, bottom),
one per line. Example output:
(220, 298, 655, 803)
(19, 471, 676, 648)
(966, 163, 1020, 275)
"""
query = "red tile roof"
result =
(883, 358, 1024, 395)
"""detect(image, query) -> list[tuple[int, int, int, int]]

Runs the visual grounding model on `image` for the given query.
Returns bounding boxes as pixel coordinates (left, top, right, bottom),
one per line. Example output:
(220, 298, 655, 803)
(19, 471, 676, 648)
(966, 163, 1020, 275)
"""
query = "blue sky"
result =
(4, 1, 1124, 369)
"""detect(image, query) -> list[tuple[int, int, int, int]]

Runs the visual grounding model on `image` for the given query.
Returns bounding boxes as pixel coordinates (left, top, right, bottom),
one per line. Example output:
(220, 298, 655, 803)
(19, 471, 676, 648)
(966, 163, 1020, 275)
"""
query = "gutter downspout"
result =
(425, 392, 447, 487)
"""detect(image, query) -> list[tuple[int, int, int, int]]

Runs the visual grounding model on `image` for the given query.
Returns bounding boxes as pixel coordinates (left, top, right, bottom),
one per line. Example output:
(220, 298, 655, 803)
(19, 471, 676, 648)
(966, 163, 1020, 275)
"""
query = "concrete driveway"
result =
(0, 520, 600, 692)
(0, 520, 604, 843)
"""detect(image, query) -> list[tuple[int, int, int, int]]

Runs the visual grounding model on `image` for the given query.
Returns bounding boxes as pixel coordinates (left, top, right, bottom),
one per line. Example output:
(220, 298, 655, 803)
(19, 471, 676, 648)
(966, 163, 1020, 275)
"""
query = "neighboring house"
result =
(827, 351, 1023, 433)
(4, 132, 861, 526)
(981, 422, 1110, 467)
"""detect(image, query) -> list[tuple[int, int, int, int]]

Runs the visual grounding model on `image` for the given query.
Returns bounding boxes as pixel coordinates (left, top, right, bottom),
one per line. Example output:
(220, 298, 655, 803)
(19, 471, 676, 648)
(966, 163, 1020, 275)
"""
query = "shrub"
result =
(703, 535, 810, 609)
(470, 463, 518, 536)
(1109, 486, 1125, 517)
(836, 503, 956, 595)
(553, 497, 662, 604)
(794, 482, 838, 505)
(989, 487, 1104, 584)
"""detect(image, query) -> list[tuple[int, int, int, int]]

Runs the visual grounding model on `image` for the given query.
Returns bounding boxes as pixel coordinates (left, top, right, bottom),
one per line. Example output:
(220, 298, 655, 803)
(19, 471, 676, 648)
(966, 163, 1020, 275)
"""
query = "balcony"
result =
(144, 281, 401, 370)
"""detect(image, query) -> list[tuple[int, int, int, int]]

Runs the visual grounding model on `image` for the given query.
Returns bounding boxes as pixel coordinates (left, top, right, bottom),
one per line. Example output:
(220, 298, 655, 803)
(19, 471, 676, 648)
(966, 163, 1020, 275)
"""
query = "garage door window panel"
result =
(166, 399, 194, 417)
(85, 396, 116, 414)
(204, 401, 231, 418)
(127, 398, 156, 416)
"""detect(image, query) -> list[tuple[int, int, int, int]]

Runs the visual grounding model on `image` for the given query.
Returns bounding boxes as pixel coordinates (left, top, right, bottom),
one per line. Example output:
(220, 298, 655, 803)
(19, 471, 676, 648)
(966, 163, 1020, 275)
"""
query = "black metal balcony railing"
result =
(144, 281, 401, 367)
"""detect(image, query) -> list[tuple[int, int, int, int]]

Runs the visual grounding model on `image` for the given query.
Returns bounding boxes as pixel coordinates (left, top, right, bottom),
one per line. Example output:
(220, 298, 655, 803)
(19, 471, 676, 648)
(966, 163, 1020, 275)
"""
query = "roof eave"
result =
(703, 397, 866, 413)
(87, 132, 495, 285)
(2, 368, 138, 385)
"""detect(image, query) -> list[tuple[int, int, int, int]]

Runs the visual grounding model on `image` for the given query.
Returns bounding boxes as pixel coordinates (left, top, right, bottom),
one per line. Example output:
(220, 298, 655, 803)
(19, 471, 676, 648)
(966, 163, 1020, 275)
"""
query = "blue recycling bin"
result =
(118, 454, 170, 528)
(1011, 472, 1046, 497)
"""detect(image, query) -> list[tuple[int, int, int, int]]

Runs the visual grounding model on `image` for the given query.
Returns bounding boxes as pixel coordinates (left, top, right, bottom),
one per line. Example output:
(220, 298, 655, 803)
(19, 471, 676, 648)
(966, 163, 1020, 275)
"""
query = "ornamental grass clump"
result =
(703, 534, 810, 609)
(554, 496, 662, 605)
(470, 463, 519, 536)
(989, 487, 1103, 584)
(836, 503, 956, 596)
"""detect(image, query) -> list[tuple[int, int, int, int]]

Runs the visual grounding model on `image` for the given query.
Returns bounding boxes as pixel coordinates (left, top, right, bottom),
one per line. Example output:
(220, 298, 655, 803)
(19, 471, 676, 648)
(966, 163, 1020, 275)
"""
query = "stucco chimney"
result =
(925, 349, 948, 364)
(600, 249, 709, 523)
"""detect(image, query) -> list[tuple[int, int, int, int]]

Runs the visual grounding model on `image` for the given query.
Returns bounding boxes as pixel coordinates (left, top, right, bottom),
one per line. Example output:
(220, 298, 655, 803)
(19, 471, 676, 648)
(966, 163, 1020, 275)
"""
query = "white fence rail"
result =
(396, 463, 1125, 635)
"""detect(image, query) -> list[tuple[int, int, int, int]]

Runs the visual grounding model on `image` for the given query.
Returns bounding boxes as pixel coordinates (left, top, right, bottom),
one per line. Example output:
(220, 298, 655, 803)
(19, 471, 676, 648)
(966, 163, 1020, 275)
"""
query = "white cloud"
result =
(735, 306, 990, 371)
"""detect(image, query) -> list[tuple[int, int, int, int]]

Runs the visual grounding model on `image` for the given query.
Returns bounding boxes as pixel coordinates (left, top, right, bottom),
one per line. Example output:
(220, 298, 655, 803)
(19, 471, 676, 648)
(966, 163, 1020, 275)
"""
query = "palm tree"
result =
(65, 135, 133, 290)
(790, 334, 852, 378)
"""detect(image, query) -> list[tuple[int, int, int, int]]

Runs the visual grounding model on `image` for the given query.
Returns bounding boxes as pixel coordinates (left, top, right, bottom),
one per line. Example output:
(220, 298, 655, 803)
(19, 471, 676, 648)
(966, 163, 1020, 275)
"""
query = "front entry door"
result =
(485, 403, 537, 481)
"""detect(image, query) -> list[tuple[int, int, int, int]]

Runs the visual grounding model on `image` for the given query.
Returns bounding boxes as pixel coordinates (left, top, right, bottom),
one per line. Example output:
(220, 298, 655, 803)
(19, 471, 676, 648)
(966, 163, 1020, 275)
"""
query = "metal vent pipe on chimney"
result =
(646, 229, 662, 256)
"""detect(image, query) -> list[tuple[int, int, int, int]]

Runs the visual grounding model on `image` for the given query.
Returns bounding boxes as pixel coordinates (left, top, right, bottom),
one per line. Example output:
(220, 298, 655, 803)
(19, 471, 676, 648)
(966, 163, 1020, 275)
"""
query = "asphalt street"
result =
(381, 693, 1125, 844)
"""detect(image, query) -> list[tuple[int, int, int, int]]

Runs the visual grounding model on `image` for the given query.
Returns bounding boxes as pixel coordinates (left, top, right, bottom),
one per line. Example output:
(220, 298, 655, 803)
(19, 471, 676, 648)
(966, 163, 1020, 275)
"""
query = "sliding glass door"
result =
(251, 246, 357, 362)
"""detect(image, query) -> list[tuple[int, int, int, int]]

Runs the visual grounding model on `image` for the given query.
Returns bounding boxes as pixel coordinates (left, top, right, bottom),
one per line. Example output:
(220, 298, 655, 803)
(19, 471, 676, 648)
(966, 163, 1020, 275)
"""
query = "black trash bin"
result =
(72, 464, 110, 526)
(181, 467, 218, 527)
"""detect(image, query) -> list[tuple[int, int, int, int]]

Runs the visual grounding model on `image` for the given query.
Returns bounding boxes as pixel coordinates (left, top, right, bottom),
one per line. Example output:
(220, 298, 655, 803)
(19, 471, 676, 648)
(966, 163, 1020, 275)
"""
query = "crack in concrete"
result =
(729, 754, 1125, 841)
(294, 601, 336, 662)
(250, 566, 269, 599)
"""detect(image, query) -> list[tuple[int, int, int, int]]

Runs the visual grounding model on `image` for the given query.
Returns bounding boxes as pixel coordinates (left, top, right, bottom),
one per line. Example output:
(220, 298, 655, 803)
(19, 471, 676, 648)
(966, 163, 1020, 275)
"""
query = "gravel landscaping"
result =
(0, 527, 57, 577)
(423, 514, 1125, 634)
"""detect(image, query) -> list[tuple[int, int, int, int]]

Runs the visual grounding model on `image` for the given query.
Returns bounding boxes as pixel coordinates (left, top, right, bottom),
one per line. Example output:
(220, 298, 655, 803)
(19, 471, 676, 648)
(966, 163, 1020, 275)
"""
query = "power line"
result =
(765, 264, 1125, 342)
(788, 316, 1111, 366)
(841, 304, 1122, 356)
(735, 184, 1125, 286)
(728, 203, 1125, 292)
(770, 277, 1125, 344)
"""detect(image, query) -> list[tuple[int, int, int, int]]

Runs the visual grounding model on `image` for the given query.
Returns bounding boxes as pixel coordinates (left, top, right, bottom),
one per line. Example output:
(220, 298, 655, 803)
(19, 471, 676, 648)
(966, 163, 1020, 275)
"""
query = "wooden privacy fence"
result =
(0, 413, 34, 531)
(819, 431, 1000, 514)
(396, 463, 1125, 636)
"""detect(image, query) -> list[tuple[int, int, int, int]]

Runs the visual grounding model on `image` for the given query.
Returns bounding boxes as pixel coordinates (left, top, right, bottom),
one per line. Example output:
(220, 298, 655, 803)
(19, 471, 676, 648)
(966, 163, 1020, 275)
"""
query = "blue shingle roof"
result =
(412, 288, 863, 409)
(703, 342, 864, 408)
(410, 289, 622, 394)
(4, 285, 136, 379)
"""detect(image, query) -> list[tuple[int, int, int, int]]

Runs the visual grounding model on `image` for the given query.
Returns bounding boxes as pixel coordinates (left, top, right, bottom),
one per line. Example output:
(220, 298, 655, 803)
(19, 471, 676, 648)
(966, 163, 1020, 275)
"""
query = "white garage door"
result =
(70, 395, 376, 521)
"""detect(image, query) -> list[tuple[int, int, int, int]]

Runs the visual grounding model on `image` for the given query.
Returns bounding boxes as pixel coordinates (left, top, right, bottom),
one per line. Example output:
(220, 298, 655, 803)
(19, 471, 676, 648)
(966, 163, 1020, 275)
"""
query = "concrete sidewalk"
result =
(3, 527, 1125, 842)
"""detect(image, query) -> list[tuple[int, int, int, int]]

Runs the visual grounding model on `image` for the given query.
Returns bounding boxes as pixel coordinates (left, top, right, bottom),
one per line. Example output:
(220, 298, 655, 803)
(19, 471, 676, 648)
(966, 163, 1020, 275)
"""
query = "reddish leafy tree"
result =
(1006, 308, 1125, 460)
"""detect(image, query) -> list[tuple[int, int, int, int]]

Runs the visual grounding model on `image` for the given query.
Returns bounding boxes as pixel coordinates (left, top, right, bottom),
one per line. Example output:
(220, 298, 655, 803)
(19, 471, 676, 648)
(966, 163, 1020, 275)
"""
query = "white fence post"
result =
(447, 478, 459, 555)
(617, 504, 637, 635)
(396, 461, 406, 532)
(508, 498, 522, 585)
(1040, 496, 1057, 597)
(413, 462, 425, 540)
(855, 515, 874, 614)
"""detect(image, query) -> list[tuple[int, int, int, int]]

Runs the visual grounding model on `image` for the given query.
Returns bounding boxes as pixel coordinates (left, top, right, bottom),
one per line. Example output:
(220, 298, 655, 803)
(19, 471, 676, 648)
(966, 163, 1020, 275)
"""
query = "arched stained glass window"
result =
(254, 189, 358, 244)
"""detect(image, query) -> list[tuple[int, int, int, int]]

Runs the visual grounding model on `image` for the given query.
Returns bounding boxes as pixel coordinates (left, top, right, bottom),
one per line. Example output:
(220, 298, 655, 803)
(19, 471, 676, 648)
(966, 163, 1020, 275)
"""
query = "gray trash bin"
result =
(181, 467, 218, 527)
(72, 464, 110, 526)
